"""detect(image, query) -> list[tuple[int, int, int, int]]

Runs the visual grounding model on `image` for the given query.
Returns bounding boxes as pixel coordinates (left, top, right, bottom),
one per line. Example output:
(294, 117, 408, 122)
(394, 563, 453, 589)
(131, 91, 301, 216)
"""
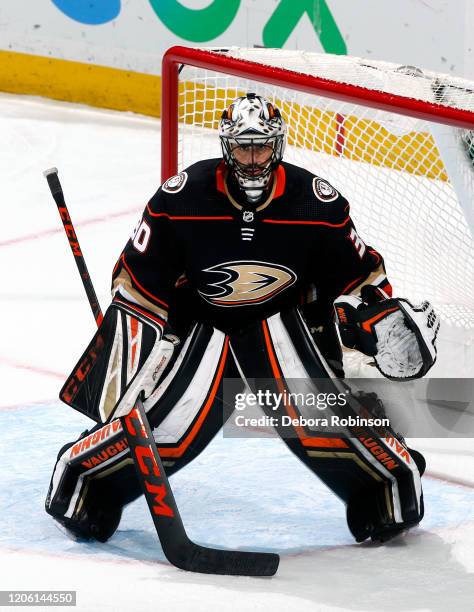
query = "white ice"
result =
(0, 93, 473, 611)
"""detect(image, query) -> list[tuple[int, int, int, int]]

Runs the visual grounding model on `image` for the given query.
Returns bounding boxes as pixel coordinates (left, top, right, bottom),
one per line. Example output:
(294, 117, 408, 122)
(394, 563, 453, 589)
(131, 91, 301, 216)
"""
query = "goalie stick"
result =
(44, 167, 279, 577)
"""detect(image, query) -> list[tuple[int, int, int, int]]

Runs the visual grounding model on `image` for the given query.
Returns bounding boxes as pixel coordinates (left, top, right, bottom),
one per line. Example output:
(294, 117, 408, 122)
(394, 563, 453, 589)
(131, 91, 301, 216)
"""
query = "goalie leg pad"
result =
(46, 324, 235, 541)
(230, 308, 425, 542)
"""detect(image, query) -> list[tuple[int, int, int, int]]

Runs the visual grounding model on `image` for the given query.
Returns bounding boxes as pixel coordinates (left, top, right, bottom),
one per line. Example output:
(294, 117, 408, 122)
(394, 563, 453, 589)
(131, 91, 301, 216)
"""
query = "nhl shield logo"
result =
(162, 172, 188, 194)
(243, 211, 254, 223)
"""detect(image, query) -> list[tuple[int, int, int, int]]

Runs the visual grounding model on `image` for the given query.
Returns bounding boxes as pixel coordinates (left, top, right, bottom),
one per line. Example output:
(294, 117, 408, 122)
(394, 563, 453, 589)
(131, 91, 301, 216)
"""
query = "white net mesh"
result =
(174, 49, 474, 332)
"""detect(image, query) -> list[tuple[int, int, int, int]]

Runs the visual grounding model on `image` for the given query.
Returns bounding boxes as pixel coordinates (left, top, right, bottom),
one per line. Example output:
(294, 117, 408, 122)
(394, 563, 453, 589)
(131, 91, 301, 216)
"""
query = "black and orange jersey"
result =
(112, 159, 391, 334)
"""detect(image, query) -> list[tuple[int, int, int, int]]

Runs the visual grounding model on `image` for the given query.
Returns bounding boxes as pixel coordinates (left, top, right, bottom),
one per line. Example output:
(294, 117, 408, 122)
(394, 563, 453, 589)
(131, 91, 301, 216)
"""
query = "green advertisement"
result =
(262, 0, 346, 54)
(148, 0, 241, 43)
(53, 0, 347, 54)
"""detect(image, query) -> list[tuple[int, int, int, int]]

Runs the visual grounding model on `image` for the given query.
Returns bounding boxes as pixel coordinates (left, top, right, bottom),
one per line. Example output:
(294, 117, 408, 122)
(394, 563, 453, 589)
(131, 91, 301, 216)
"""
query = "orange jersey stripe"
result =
(146, 205, 232, 221)
(169, 216, 233, 220)
(262, 215, 350, 227)
(340, 275, 364, 295)
(146, 204, 169, 217)
(368, 248, 382, 265)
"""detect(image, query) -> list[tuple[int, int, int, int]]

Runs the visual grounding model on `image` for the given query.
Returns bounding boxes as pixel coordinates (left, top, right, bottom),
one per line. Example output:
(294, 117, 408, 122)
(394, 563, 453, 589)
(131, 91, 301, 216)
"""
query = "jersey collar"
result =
(216, 161, 286, 211)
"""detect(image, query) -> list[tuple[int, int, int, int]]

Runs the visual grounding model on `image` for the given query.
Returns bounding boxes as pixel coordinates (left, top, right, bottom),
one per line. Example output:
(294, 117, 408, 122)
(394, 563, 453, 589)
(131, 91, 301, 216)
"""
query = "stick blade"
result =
(174, 542, 280, 576)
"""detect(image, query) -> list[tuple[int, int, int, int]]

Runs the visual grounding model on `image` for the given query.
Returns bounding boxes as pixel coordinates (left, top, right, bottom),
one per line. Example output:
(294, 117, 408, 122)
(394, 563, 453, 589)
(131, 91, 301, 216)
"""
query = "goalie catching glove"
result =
(60, 297, 179, 422)
(334, 286, 440, 380)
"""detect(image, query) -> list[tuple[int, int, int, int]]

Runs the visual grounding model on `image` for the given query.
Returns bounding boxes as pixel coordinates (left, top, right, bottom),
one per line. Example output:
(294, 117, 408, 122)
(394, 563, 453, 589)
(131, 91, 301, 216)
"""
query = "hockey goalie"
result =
(46, 93, 439, 546)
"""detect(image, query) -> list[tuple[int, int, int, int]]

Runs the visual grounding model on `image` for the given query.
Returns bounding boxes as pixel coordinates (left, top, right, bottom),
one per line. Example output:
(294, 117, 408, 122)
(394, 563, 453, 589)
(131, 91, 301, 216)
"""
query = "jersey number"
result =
(132, 220, 151, 253)
(349, 228, 366, 258)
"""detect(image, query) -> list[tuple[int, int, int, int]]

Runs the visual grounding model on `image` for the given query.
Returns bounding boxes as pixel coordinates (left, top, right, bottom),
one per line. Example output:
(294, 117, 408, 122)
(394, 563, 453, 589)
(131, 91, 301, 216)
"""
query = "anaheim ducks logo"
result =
(199, 261, 297, 307)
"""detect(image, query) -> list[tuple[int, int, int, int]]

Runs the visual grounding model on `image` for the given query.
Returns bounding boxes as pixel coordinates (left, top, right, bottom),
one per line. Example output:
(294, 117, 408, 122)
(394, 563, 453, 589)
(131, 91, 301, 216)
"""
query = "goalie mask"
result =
(219, 93, 286, 203)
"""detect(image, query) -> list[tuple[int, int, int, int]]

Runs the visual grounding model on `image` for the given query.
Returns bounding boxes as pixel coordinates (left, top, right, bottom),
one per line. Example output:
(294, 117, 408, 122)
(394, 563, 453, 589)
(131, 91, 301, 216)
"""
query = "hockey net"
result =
(161, 47, 474, 375)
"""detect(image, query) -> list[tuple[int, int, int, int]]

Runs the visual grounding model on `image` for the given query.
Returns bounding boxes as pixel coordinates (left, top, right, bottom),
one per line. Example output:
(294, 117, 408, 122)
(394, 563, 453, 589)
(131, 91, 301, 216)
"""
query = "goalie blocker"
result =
(46, 304, 426, 546)
(60, 296, 179, 423)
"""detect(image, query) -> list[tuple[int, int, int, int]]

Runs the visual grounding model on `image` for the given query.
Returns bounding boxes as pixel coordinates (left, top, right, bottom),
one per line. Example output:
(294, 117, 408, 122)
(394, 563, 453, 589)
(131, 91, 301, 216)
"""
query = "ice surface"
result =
(0, 93, 473, 611)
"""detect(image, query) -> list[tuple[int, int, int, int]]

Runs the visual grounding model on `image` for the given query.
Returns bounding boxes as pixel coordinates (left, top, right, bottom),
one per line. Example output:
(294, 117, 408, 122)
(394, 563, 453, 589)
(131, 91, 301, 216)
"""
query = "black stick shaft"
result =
(44, 168, 103, 326)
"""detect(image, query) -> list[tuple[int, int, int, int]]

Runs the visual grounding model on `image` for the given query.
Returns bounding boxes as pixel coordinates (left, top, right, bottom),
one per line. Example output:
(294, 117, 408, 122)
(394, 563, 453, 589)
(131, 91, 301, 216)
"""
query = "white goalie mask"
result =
(218, 93, 286, 202)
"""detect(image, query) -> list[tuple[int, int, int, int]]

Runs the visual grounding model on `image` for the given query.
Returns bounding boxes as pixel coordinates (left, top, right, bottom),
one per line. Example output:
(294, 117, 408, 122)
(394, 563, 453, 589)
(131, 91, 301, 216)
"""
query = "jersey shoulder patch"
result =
(312, 177, 339, 202)
(162, 171, 188, 194)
